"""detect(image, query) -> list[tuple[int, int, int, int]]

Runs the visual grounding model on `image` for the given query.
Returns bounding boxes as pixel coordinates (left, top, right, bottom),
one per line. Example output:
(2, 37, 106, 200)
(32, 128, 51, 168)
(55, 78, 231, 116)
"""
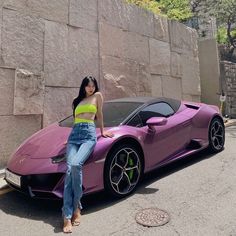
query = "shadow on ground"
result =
(0, 148, 216, 233)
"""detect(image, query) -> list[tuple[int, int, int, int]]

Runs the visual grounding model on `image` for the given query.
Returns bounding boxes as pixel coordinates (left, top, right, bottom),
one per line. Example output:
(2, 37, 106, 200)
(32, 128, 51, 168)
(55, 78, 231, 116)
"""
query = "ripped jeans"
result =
(62, 122, 96, 219)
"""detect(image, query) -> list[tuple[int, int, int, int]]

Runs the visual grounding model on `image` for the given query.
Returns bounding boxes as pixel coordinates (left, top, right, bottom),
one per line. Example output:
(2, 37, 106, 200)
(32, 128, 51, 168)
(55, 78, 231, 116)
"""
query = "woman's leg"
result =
(62, 143, 78, 220)
(70, 141, 96, 215)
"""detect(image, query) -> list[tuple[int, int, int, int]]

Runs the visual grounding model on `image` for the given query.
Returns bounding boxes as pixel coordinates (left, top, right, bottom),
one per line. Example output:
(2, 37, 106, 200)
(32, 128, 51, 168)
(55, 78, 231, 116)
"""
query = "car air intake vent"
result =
(185, 104, 199, 110)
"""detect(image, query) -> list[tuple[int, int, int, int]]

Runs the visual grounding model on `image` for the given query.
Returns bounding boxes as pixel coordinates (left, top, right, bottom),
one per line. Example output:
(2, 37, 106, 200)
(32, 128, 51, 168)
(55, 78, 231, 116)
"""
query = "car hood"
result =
(10, 123, 110, 160)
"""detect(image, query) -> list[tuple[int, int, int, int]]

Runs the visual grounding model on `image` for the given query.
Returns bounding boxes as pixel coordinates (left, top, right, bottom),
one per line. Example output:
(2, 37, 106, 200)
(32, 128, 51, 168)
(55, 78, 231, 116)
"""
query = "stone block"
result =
(169, 20, 184, 53)
(162, 76, 182, 100)
(68, 27, 99, 83)
(3, 0, 69, 23)
(99, 22, 124, 58)
(2, 8, 44, 72)
(69, 0, 97, 31)
(43, 86, 79, 127)
(171, 52, 182, 78)
(149, 38, 171, 75)
(100, 1, 155, 37)
(182, 94, 192, 101)
(169, 20, 198, 57)
(0, 7, 2, 64)
(153, 15, 169, 42)
(0, 67, 15, 115)
(182, 94, 201, 102)
(124, 32, 149, 64)
(13, 69, 45, 115)
(0, 115, 41, 168)
(100, 56, 139, 100)
(191, 95, 201, 102)
(190, 29, 199, 57)
(2, 0, 26, 10)
(138, 64, 151, 96)
(151, 75, 163, 97)
(44, 21, 70, 86)
(29, 0, 69, 23)
(181, 54, 201, 95)
(98, 0, 128, 30)
(99, 22, 149, 63)
(44, 21, 99, 87)
(124, 3, 154, 37)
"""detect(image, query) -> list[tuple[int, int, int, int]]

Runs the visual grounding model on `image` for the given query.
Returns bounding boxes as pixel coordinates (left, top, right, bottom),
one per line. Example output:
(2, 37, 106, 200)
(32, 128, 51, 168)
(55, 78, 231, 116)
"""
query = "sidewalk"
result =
(0, 118, 235, 191)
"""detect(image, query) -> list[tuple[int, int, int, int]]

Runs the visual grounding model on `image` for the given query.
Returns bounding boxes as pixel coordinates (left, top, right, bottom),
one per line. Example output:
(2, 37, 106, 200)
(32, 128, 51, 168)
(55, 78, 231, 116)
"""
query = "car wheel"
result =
(104, 143, 142, 198)
(208, 117, 225, 153)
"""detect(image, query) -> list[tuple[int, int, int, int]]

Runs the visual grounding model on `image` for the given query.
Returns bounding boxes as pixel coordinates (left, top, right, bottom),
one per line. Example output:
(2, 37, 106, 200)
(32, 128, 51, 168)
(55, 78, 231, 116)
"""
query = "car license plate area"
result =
(5, 170, 21, 187)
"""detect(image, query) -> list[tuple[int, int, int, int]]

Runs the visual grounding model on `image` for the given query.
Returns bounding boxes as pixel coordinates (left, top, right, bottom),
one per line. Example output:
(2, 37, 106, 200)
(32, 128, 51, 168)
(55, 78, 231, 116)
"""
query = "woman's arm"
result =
(95, 92, 104, 135)
(95, 92, 113, 138)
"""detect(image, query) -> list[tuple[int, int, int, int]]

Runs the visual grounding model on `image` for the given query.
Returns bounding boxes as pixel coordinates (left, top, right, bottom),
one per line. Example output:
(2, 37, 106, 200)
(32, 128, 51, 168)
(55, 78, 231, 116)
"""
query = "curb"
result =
(0, 169, 7, 190)
(224, 119, 236, 127)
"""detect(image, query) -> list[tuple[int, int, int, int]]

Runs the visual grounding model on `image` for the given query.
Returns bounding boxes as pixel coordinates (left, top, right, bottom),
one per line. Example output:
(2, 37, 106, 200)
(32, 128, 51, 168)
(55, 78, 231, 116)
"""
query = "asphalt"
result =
(0, 119, 236, 193)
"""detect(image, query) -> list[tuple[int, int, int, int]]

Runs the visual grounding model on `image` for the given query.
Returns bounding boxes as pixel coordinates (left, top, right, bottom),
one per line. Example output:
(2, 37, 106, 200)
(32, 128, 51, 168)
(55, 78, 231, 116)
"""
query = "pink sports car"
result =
(5, 97, 225, 199)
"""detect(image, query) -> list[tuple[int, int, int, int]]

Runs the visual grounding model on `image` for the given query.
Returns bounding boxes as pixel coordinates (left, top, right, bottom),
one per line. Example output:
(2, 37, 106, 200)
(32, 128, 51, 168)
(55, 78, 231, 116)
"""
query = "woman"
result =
(62, 76, 113, 233)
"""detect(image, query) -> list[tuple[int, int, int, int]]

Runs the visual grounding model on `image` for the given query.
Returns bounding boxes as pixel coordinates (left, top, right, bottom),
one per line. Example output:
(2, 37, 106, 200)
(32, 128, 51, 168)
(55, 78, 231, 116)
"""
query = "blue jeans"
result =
(62, 123, 96, 219)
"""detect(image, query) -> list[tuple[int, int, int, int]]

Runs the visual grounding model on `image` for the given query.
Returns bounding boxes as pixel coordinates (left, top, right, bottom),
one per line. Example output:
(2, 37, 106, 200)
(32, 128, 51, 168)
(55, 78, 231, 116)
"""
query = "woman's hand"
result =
(101, 131, 114, 138)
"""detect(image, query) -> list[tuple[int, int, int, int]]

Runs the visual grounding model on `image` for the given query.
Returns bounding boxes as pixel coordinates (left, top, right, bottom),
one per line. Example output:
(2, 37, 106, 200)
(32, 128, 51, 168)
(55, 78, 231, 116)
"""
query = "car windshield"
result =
(59, 102, 143, 128)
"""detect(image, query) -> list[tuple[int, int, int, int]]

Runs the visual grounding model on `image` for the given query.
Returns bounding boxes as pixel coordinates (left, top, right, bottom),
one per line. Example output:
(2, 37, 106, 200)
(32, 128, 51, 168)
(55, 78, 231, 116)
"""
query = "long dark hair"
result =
(72, 76, 99, 117)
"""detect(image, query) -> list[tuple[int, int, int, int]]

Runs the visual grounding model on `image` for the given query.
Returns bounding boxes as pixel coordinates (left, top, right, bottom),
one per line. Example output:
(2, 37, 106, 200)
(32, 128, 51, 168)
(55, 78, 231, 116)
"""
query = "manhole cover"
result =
(135, 208, 170, 227)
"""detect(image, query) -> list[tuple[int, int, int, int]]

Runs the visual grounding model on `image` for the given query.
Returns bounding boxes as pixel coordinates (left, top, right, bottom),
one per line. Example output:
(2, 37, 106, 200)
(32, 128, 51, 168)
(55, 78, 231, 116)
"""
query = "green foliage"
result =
(204, 0, 236, 25)
(232, 30, 236, 38)
(217, 27, 236, 45)
(203, 0, 236, 46)
(126, 0, 161, 15)
(217, 27, 228, 44)
(158, 0, 192, 21)
(126, 0, 192, 21)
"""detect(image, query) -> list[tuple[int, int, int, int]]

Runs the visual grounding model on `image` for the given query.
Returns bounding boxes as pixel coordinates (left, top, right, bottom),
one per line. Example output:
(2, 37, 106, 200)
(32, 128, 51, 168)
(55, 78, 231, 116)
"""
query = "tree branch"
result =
(227, 16, 235, 48)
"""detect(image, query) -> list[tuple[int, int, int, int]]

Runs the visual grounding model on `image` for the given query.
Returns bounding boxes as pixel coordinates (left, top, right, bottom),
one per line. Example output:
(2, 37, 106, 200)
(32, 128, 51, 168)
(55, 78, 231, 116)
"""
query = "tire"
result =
(104, 143, 142, 198)
(208, 117, 225, 153)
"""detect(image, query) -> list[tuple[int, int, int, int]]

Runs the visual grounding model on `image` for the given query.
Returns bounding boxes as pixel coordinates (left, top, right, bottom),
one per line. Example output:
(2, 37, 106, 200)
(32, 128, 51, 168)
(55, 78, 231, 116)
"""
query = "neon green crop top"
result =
(74, 104, 97, 124)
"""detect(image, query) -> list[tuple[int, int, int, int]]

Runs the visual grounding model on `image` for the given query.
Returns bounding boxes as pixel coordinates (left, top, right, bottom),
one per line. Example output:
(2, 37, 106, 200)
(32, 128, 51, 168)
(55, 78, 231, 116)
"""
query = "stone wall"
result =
(220, 61, 236, 118)
(0, 0, 200, 167)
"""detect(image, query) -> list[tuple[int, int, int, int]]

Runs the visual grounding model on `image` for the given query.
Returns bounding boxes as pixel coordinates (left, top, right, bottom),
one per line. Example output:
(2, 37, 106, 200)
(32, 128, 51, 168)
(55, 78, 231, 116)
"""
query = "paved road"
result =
(0, 126, 236, 236)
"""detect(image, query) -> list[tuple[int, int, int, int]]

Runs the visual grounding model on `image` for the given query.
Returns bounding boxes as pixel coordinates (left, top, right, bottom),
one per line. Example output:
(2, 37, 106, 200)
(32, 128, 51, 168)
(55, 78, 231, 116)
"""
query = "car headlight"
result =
(51, 154, 66, 164)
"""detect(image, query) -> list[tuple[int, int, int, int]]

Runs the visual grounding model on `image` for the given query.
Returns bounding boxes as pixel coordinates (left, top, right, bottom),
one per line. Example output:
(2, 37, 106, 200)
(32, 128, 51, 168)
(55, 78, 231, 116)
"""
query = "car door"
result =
(132, 102, 192, 171)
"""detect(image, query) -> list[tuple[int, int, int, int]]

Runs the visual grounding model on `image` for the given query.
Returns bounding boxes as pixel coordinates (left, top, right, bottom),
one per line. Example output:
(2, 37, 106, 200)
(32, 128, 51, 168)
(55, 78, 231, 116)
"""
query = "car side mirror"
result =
(146, 117, 167, 131)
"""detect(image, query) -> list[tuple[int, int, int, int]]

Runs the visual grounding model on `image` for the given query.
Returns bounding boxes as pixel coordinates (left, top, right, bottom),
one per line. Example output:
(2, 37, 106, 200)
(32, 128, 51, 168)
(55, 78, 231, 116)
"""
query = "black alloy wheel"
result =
(104, 144, 142, 198)
(208, 117, 225, 153)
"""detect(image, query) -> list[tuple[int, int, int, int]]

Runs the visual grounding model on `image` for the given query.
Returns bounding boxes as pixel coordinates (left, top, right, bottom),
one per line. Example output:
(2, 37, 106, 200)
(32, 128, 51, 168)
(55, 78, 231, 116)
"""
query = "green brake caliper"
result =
(127, 158, 134, 181)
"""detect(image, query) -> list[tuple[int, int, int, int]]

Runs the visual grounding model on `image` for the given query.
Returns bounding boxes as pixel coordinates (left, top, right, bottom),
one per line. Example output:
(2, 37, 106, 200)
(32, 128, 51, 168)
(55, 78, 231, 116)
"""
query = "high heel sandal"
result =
(71, 210, 81, 226)
(63, 218, 72, 233)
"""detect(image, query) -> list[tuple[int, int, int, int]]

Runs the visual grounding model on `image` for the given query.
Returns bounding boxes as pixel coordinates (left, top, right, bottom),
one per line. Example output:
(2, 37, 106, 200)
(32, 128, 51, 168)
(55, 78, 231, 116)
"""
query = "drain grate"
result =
(135, 208, 170, 227)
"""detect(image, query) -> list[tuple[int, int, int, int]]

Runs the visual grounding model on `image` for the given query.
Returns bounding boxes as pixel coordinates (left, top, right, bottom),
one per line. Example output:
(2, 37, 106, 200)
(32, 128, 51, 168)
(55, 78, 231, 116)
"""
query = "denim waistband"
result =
(73, 122, 95, 128)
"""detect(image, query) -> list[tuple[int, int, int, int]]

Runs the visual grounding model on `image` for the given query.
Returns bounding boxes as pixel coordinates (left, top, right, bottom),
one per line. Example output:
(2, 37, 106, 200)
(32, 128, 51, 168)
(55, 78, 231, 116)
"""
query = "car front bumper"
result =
(5, 169, 65, 199)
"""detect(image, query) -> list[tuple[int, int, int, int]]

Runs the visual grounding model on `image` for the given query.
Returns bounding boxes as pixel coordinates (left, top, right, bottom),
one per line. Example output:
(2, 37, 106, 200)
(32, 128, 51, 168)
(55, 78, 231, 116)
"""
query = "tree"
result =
(194, 0, 236, 49)
(126, 0, 192, 21)
(158, 0, 192, 21)
(125, 0, 161, 15)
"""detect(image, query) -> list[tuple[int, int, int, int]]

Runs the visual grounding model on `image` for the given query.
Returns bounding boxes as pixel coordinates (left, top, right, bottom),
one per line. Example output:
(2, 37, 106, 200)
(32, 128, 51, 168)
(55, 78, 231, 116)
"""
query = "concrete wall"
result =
(0, 0, 201, 167)
(198, 38, 220, 106)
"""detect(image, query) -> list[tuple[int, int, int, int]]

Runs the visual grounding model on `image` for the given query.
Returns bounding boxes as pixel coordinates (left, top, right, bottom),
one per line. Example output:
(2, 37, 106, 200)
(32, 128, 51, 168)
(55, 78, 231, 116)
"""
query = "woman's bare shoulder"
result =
(94, 92, 103, 98)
